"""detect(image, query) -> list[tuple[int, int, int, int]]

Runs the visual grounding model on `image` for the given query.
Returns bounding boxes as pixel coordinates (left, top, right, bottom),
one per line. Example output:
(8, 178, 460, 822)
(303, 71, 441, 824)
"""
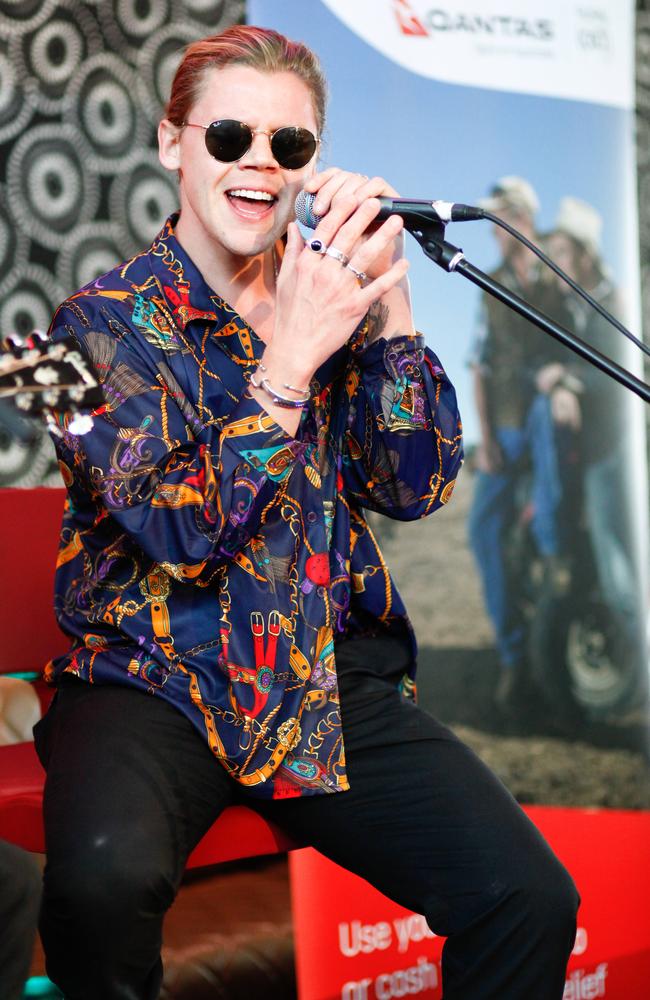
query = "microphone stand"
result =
(411, 222, 650, 404)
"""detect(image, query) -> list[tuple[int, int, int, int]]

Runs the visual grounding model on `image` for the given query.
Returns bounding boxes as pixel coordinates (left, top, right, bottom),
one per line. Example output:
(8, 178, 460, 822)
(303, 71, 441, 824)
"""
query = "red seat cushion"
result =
(0, 742, 46, 852)
(0, 488, 69, 676)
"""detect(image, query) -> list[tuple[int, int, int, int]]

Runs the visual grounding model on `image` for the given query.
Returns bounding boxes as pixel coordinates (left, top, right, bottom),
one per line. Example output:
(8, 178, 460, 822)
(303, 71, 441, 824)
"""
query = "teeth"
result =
(228, 189, 275, 202)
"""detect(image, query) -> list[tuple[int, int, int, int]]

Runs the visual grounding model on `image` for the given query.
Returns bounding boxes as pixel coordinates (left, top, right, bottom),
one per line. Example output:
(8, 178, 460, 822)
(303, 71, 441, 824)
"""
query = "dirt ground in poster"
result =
(369, 470, 650, 811)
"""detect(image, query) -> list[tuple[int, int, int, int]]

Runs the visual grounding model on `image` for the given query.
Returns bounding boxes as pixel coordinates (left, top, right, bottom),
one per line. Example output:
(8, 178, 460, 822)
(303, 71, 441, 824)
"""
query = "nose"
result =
(241, 129, 277, 169)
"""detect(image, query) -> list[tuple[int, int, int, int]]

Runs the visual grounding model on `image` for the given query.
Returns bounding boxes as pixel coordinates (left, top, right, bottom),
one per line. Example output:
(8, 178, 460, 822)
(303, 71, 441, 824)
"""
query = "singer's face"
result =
(160, 66, 319, 260)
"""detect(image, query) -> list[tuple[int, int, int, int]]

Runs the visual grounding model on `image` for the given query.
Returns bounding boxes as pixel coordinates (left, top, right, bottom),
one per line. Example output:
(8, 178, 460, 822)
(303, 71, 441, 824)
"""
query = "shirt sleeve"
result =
(50, 302, 307, 582)
(341, 334, 463, 520)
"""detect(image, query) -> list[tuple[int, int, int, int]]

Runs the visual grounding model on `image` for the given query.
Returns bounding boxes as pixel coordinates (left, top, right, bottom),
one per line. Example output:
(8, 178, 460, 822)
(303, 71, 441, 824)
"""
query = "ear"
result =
(158, 119, 183, 172)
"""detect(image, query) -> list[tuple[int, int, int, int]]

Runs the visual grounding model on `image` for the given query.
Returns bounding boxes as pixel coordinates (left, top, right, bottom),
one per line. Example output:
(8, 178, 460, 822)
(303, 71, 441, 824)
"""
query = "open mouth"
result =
(225, 188, 278, 218)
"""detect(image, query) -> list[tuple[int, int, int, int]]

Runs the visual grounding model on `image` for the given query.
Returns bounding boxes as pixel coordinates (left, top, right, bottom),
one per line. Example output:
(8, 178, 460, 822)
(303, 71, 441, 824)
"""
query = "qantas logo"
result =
(393, 0, 429, 36)
(393, 2, 554, 42)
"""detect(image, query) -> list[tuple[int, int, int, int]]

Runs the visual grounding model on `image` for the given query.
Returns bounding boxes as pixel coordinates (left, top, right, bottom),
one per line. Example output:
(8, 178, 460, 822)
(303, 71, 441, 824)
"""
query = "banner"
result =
(289, 807, 650, 1000)
(249, 0, 648, 781)
(250, 0, 649, 995)
(321, 0, 635, 107)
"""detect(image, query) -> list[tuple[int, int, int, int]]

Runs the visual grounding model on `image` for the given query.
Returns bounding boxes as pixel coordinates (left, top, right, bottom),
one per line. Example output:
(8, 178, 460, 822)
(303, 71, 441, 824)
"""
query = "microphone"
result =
(294, 190, 484, 231)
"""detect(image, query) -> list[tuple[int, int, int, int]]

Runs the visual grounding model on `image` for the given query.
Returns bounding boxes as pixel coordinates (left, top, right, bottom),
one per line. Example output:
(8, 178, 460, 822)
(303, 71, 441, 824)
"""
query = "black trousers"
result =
(34, 637, 579, 999)
(0, 838, 41, 1000)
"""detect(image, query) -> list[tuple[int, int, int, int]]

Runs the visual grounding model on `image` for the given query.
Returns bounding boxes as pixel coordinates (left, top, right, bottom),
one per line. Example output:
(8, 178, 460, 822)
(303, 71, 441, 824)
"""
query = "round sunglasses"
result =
(183, 119, 320, 170)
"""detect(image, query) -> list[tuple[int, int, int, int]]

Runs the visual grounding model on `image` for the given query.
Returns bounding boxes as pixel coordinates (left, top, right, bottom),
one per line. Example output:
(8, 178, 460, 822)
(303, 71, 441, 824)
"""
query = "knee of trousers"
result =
(43, 842, 176, 931)
(0, 843, 41, 922)
(508, 856, 581, 935)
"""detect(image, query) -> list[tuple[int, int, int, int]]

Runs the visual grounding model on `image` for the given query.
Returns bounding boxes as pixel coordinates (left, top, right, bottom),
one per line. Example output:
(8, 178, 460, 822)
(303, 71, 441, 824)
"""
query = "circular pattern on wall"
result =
(178, 0, 237, 28)
(0, 44, 35, 143)
(6, 123, 100, 250)
(136, 22, 200, 124)
(0, 189, 28, 291)
(0, 0, 57, 37)
(57, 222, 125, 294)
(10, 2, 102, 114)
(117, 0, 169, 38)
(65, 52, 148, 173)
(109, 152, 179, 256)
(0, 425, 59, 489)
(0, 264, 64, 339)
(97, 0, 170, 61)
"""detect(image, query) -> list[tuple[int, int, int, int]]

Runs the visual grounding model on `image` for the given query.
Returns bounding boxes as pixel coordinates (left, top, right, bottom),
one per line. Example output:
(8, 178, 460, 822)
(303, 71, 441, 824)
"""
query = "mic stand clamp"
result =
(410, 223, 650, 404)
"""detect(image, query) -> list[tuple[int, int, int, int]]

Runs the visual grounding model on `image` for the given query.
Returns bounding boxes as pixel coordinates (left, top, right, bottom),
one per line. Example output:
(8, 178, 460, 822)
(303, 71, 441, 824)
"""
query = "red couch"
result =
(0, 487, 297, 865)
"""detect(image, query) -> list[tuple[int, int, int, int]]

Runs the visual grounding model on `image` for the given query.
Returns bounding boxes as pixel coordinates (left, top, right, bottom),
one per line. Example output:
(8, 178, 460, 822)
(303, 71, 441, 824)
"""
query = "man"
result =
(0, 681, 42, 999)
(468, 177, 570, 711)
(542, 197, 646, 706)
(35, 27, 578, 999)
(0, 840, 40, 1000)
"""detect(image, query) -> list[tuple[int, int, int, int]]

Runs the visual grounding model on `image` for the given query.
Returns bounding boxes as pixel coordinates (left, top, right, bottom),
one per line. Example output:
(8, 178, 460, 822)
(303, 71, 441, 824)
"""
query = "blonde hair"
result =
(165, 24, 327, 134)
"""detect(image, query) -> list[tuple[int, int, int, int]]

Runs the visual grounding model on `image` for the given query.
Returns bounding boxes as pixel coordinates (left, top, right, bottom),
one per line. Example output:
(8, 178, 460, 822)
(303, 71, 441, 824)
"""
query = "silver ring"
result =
(346, 262, 368, 284)
(308, 238, 327, 254)
(325, 246, 350, 267)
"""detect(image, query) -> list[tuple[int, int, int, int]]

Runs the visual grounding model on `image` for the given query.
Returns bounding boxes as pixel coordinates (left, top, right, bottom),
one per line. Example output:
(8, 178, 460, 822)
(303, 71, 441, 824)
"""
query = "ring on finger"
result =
(307, 239, 350, 267)
(325, 245, 350, 267)
(346, 262, 368, 284)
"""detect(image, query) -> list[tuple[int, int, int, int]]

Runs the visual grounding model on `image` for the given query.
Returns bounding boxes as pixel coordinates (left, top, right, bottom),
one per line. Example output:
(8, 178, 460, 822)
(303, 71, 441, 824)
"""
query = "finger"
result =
(311, 172, 358, 217)
(356, 256, 410, 305)
(310, 170, 386, 218)
(346, 213, 404, 268)
(319, 197, 385, 256)
(354, 175, 399, 202)
(282, 222, 304, 270)
(303, 167, 344, 193)
(309, 194, 361, 248)
(319, 174, 399, 210)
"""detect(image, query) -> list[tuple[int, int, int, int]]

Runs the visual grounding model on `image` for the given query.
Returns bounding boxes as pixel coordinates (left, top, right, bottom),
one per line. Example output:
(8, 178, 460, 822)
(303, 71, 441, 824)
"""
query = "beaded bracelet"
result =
(249, 365, 311, 409)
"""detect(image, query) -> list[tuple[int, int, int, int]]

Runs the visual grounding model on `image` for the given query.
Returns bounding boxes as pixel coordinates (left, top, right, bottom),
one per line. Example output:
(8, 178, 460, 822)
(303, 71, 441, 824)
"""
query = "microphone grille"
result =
(294, 190, 321, 230)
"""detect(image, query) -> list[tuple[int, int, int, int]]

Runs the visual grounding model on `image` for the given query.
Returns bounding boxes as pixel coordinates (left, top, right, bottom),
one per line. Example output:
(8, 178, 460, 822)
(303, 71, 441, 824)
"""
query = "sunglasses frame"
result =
(182, 119, 321, 170)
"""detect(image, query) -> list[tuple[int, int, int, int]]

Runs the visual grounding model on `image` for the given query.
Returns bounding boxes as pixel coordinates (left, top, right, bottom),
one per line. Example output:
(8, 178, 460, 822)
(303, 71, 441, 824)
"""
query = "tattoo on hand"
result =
(367, 300, 390, 344)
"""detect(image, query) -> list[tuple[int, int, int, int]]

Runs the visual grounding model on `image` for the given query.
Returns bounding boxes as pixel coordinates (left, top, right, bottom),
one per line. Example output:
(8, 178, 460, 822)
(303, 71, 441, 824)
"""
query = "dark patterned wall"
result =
(0, 0, 243, 485)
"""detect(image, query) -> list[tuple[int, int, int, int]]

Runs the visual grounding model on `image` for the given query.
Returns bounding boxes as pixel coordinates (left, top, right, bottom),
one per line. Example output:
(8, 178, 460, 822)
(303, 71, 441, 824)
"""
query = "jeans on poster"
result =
(469, 395, 562, 668)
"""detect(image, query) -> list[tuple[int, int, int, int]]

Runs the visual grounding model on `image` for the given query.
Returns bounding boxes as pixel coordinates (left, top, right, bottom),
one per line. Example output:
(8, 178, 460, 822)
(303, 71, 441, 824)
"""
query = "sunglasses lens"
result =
(204, 120, 252, 162)
(271, 127, 317, 169)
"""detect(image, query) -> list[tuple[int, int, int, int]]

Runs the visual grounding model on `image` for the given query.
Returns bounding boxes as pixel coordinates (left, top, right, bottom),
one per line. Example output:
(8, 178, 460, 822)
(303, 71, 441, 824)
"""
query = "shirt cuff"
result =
(220, 389, 307, 481)
(354, 334, 426, 377)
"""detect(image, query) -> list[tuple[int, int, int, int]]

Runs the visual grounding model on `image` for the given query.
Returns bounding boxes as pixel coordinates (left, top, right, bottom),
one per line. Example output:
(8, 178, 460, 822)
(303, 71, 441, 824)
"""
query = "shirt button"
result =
(307, 511, 317, 523)
(317, 586, 327, 597)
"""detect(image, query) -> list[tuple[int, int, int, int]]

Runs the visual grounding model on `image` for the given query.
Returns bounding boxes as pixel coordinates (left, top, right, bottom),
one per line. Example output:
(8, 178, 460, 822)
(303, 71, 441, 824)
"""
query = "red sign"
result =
(290, 806, 650, 1000)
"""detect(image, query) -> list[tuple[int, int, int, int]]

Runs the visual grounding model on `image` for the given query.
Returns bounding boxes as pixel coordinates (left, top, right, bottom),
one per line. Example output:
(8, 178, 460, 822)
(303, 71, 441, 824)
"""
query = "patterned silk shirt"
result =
(46, 215, 463, 800)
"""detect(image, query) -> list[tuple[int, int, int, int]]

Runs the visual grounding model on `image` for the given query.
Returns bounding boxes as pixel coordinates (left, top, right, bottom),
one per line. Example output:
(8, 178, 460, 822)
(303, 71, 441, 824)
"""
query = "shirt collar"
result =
(147, 214, 261, 366)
